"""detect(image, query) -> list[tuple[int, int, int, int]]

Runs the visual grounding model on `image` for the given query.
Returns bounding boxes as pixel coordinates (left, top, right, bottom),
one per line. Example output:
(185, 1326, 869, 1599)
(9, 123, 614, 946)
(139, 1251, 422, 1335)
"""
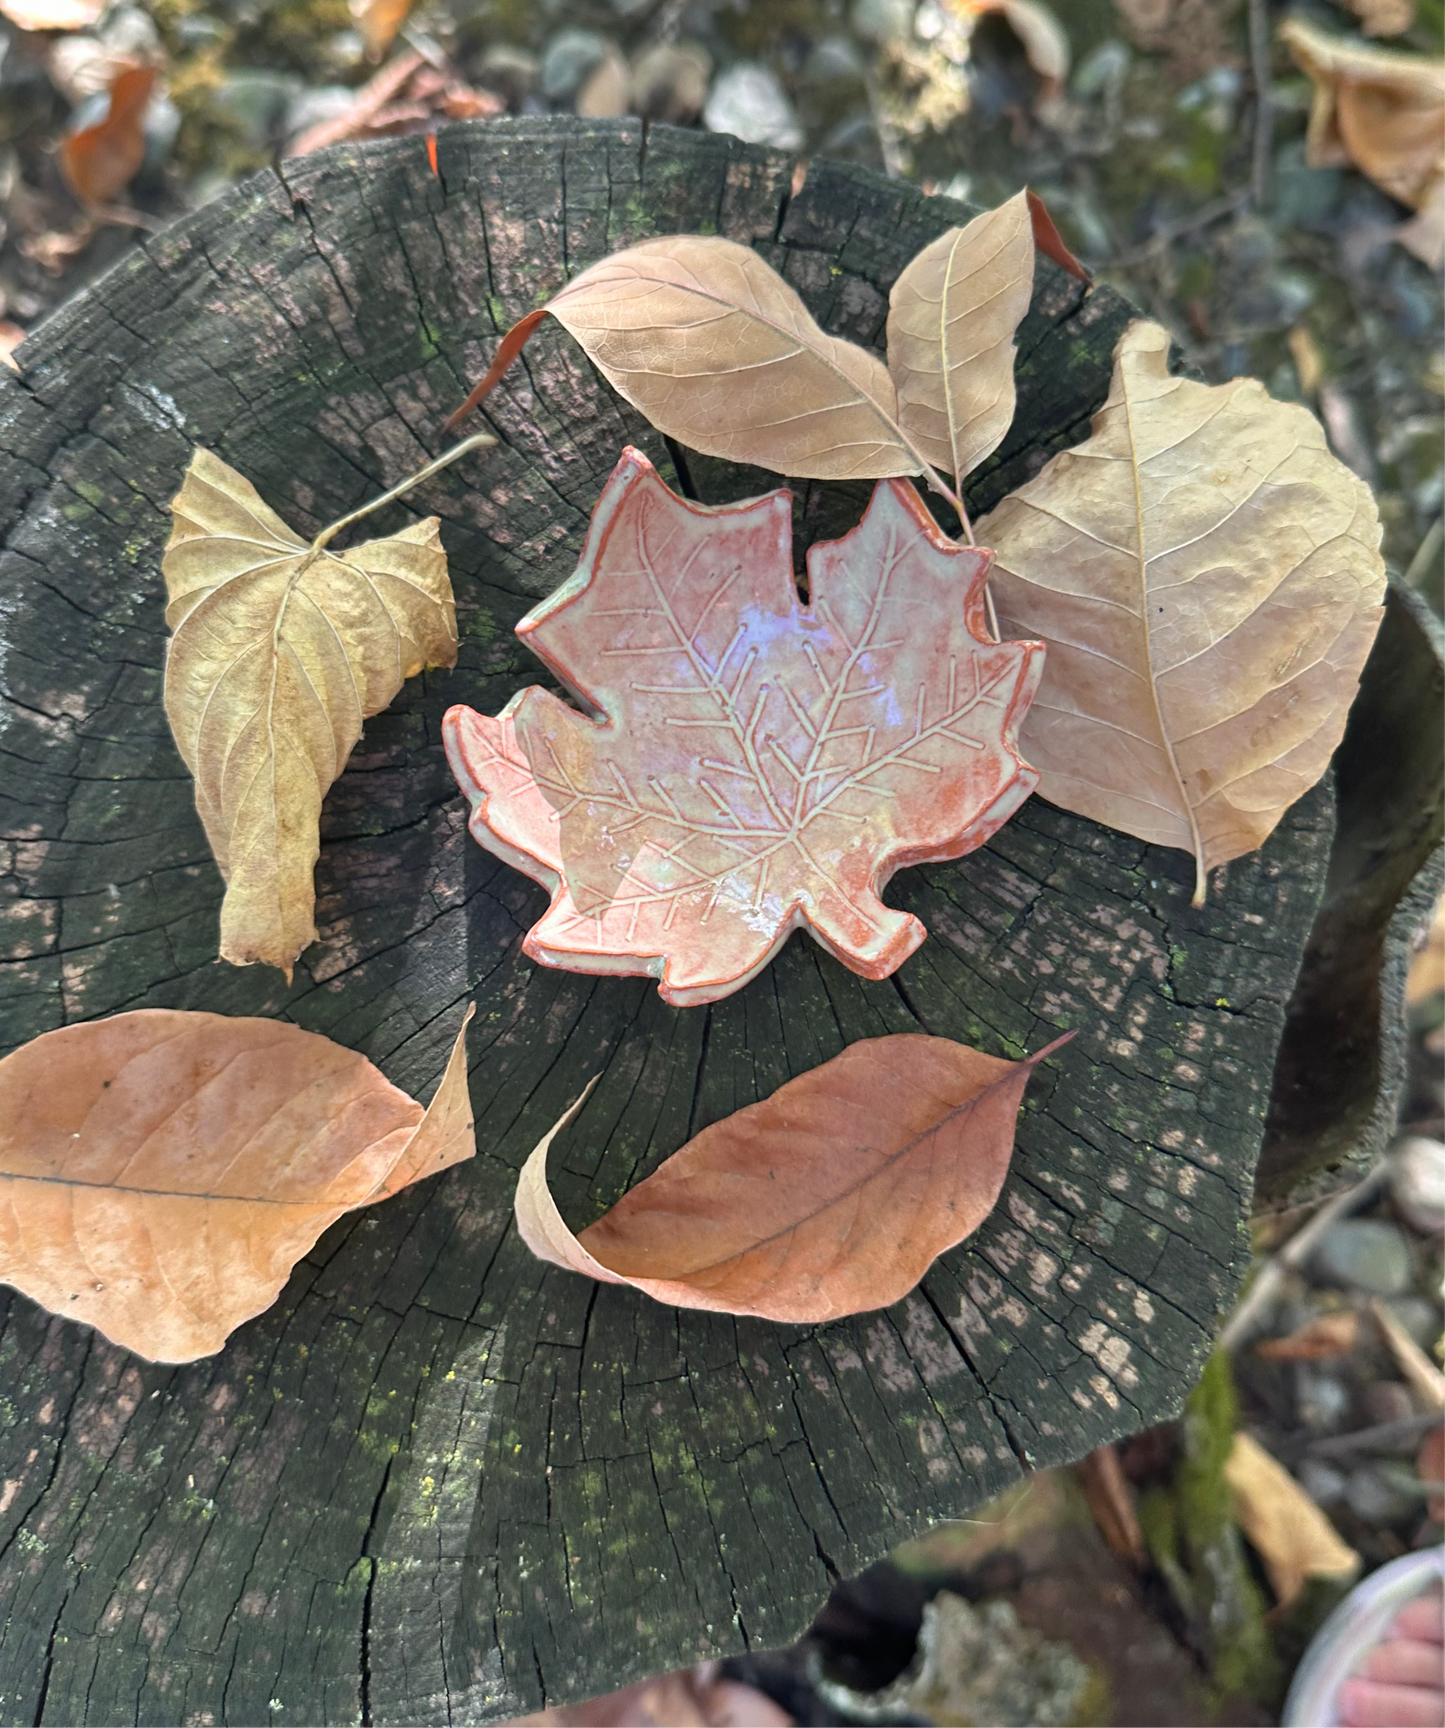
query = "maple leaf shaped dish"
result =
(444, 449, 1044, 1007)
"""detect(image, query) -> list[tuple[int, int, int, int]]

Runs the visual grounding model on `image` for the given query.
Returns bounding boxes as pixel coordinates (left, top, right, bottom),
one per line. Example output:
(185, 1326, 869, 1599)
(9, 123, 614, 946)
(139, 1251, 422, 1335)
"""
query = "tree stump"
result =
(0, 116, 1419, 1724)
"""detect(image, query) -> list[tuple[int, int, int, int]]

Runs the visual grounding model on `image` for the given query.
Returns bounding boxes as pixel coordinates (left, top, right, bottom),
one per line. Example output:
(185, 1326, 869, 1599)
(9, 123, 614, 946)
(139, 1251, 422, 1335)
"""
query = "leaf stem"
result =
(310, 431, 497, 552)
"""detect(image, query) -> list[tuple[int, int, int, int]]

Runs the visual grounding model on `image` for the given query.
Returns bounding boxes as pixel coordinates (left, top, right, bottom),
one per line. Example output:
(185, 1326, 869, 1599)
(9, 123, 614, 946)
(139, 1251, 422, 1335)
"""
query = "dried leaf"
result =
(978, 319, 1386, 904)
(515, 1665, 795, 1726)
(951, 0, 1071, 94)
(444, 448, 1043, 1006)
(0, 1005, 475, 1362)
(1280, 19, 1445, 267)
(887, 189, 1036, 495)
(1225, 1432, 1359, 1610)
(352, 0, 414, 59)
(1255, 1310, 1360, 1361)
(1346, 0, 1416, 37)
(1075, 1443, 1147, 1568)
(0, 321, 23, 371)
(1418, 1425, 1443, 1521)
(1026, 188, 1091, 283)
(59, 63, 155, 209)
(0, 0, 103, 28)
(516, 1031, 1071, 1322)
(448, 235, 934, 484)
(1407, 895, 1445, 1005)
(163, 447, 458, 977)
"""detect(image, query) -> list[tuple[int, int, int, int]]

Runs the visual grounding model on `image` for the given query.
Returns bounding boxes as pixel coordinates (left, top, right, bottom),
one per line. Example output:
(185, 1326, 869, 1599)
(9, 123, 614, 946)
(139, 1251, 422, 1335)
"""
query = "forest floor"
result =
(0, 0, 1441, 1721)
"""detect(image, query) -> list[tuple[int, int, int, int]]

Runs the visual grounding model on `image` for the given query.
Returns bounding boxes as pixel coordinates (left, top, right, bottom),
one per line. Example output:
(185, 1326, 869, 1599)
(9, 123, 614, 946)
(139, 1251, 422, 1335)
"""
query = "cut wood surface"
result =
(0, 117, 1364, 1724)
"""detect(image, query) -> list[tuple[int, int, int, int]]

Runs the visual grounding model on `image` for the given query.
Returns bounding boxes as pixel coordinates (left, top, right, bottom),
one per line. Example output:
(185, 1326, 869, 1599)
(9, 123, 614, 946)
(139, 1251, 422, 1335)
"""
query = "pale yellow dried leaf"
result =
(978, 320, 1386, 903)
(547, 235, 924, 482)
(887, 190, 1034, 494)
(163, 448, 458, 977)
(1280, 19, 1445, 264)
(1225, 1432, 1359, 1609)
(0, 1004, 474, 1362)
(1406, 894, 1445, 1005)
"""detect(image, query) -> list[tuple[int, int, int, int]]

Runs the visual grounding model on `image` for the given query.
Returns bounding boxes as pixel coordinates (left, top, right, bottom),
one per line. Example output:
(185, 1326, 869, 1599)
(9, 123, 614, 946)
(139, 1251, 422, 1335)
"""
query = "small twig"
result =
(1218, 1162, 1388, 1351)
(863, 69, 907, 181)
(1405, 516, 1443, 590)
(311, 431, 496, 552)
(1308, 1411, 1444, 1458)
(1371, 1298, 1445, 1412)
(1248, 0, 1274, 210)
(1105, 191, 1249, 270)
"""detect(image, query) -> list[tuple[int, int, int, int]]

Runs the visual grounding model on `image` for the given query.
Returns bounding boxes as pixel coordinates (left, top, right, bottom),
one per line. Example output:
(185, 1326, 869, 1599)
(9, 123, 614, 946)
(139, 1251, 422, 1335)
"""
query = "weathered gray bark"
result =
(1258, 582, 1444, 1203)
(0, 117, 1358, 1724)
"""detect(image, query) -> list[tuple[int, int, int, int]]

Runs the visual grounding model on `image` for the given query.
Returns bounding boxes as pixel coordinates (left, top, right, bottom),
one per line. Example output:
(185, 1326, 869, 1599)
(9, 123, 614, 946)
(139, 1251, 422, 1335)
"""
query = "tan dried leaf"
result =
(163, 448, 458, 977)
(1280, 18, 1445, 266)
(978, 319, 1386, 903)
(1255, 1310, 1360, 1361)
(1346, 0, 1416, 37)
(1406, 894, 1445, 1006)
(540, 235, 924, 482)
(352, 0, 415, 59)
(1225, 1431, 1359, 1610)
(887, 190, 1035, 496)
(515, 1032, 1070, 1322)
(0, 1005, 474, 1362)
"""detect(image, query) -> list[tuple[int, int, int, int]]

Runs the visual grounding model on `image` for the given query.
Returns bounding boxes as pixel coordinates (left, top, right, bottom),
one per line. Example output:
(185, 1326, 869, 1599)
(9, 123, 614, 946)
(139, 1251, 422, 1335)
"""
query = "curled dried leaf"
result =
(979, 319, 1386, 904)
(888, 188, 1036, 495)
(515, 1031, 1072, 1322)
(0, 1005, 475, 1362)
(163, 448, 459, 977)
(59, 63, 154, 209)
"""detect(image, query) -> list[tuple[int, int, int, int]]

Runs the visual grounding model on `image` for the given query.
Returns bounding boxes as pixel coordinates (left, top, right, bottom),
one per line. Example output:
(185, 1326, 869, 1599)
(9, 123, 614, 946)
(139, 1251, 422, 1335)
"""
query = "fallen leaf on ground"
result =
(0, 0, 103, 28)
(887, 189, 1035, 495)
(978, 318, 1386, 904)
(1346, 0, 1416, 38)
(1280, 19, 1445, 268)
(447, 234, 936, 484)
(515, 1663, 794, 1725)
(444, 448, 1043, 1006)
(1256, 1310, 1360, 1361)
(1225, 1431, 1360, 1609)
(0, 1005, 474, 1362)
(1406, 894, 1445, 1005)
(951, 0, 1071, 96)
(515, 1030, 1071, 1322)
(1417, 1425, 1443, 1521)
(352, 0, 414, 59)
(288, 51, 502, 154)
(1075, 1442, 1147, 1568)
(0, 322, 24, 370)
(163, 447, 458, 977)
(59, 63, 155, 209)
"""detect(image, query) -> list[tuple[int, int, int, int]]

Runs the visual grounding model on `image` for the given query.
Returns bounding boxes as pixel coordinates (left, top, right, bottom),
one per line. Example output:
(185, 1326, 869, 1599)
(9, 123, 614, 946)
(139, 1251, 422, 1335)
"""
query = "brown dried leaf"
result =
(352, 0, 414, 59)
(59, 63, 154, 209)
(1418, 1425, 1444, 1521)
(163, 447, 457, 977)
(887, 189, 1035, 495)
(0, 1005, 474, 1362)
(1255, 1310, 1360, 1361)
(1075, 1443, 1147, 1568)
(1280, 19, 1445, 266)
(515, 1032, 1071, 1322)
(978, 319, 1386, 903)
(1225, 1432, 1359, 1610)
